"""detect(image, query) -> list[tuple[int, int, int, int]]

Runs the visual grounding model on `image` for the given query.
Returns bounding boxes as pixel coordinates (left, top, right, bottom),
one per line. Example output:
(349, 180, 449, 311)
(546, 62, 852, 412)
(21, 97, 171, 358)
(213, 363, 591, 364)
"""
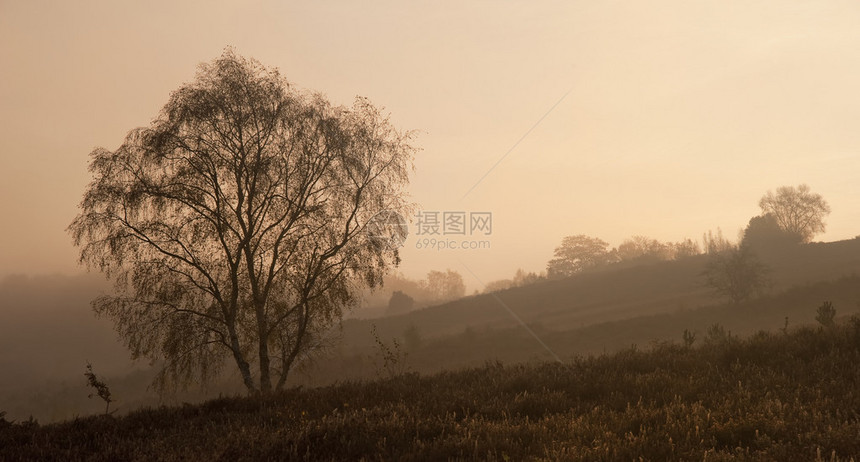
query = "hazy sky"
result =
(2, 1, 860, 290)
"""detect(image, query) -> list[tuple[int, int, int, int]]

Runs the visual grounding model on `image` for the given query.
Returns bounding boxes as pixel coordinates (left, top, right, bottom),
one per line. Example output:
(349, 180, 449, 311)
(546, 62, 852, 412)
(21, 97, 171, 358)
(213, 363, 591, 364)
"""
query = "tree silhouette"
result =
(84, 362, 113, 415)
(741, 213, 802, 250)
(702, 228, 734, 255)
(616, 235, 670, 263)
(758, 184, 830, 243)
(422, 269, 465, 302)
(386, 290, 415, 316)
(702, 246, 769, 304)
(69, 50, 416, 394)
(546, 235, 610, 278)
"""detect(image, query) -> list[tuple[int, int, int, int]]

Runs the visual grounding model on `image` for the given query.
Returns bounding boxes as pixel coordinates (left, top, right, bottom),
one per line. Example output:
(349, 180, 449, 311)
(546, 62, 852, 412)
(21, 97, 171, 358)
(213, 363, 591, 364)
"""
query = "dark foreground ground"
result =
(2, 320, 860, 461)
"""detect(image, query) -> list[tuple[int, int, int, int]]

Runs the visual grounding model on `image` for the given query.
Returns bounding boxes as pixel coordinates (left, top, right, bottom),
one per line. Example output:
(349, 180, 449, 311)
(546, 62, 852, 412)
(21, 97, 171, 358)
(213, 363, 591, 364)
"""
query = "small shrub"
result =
(704, 323, 732, 346)
(815, 301, 836, 329)
(682, 329, 696, 348)
(84, 362, 113, 415)
(370, 324, 409, 378)
(846, 314, 860, 346)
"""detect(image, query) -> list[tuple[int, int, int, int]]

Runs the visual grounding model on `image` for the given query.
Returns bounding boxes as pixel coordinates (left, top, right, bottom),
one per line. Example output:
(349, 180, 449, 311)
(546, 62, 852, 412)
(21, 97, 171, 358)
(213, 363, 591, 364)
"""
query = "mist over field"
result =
(3, 1, 860, 460)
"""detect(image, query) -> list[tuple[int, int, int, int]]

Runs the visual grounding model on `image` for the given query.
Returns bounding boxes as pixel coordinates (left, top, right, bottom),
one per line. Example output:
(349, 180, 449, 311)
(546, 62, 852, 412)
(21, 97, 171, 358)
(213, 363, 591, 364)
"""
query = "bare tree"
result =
(759, 184, 830, 243)
(672, 238, 701, 259)
(422, 269, 465, 302)
(616, 235, 671, 262)
(69, 50, 416, 395)
(703, 245, 769, 304)
(702, 228, 734, 255)
(512, 268, 544, 287)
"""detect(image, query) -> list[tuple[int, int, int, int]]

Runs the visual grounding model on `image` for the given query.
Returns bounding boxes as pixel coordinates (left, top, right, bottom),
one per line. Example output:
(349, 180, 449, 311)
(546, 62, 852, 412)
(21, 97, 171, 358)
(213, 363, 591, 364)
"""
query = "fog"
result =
(3, 1, 860, 431)
(3, 1, 860, 286)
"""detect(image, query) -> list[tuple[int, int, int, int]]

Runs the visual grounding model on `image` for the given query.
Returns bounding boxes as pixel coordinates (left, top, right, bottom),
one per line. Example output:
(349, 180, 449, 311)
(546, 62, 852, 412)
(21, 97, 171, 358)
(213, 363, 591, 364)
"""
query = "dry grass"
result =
(3, 318, 860, 461)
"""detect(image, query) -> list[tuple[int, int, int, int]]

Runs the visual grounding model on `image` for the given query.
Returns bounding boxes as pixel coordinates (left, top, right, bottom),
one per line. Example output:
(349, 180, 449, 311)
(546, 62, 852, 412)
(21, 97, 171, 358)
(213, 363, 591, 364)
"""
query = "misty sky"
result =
(2, 1, 860, 290)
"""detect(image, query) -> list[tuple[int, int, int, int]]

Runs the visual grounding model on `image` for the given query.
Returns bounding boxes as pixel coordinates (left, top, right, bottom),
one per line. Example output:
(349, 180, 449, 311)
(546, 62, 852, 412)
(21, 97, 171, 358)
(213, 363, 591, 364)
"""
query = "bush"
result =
(682, 328, 696, 348)
(84, 362, 113, 415)
(703, 323, 733, 346)
(702, 246, 770, 304)
(815, 301, 836, 329)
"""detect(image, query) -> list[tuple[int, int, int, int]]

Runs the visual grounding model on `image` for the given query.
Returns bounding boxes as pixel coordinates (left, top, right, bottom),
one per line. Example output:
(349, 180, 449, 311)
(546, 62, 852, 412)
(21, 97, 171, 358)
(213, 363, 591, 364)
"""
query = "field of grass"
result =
(3, 318, 860, 461)
(300, 276, 860, 386)
(346, 238, 860, 348)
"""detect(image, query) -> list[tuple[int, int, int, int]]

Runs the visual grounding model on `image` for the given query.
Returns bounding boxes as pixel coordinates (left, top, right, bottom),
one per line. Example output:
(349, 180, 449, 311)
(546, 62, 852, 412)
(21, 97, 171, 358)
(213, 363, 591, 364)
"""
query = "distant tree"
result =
(68, 51, 416, 394)
(672, 238, 701, 259)
(616, 236, 671, 262)
(702, 228, 734, 255)
(484, 269, 544, 293)
(547, 235, 611, 279)
(741, 213, 802, 250)
(402, 324, 423, 351)
(759, 184, 830, 243)
(512, 268, 544, 287)
(386, 290, 415, 316)
(483, 279, 514, 293)
(703, 246, 769, 304)
(356, 272, 436, 313)
(423, 269, 465, 301)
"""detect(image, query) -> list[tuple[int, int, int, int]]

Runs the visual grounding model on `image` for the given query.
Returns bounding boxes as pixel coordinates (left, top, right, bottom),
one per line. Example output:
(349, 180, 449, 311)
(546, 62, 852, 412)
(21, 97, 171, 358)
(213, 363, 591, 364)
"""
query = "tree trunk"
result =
(256, 301, 273, 394)
(227, 326, 256, 393)
(258, 341, 272, 394)
(275, 304, 309, 391)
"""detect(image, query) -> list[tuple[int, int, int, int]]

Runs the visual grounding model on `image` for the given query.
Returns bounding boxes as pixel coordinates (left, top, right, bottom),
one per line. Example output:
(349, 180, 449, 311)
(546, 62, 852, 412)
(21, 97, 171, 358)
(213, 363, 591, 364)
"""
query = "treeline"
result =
(354, 270, 468, 317)
(479, 231, 728, 294)
(481, 184, 834, 304)
(546, 234, 704, 279)
(369, 184, 832, 313)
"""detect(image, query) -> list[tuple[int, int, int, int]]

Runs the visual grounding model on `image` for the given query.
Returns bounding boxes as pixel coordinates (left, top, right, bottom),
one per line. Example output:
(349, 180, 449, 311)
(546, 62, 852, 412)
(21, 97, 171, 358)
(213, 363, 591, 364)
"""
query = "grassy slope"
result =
(2, 239, 858, 424)
(301, 275, 860, 386)
(341, 239, 860, 349)
(3, 320, 860, 461)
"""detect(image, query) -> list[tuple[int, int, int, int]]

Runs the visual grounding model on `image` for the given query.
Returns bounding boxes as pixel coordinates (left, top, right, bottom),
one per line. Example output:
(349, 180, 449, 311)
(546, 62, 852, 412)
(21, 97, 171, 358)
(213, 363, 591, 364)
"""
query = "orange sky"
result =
(2, 1, 860, 290)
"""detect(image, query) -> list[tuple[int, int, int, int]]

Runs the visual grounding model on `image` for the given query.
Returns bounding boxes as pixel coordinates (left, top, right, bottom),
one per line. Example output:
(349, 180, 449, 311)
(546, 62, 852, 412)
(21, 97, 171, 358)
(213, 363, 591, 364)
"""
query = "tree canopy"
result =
(386, 290, 415, 316)
(422, 269, 466, 302)
(69, 50, 417, 394)
(758, 184, 830, 243)
(546, 235, 611, 278)
(741, 213, 802, 250)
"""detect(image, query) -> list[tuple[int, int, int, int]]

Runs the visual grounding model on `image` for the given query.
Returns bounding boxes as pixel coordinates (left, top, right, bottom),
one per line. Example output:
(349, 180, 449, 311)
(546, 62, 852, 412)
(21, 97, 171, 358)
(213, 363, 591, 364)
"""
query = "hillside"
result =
(303, 275, 860, 385)
(2, 239, 859, 423)
(302, 239, 860, 384)
(3, 319, 860, 461)
(342, 239, 860, 350)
